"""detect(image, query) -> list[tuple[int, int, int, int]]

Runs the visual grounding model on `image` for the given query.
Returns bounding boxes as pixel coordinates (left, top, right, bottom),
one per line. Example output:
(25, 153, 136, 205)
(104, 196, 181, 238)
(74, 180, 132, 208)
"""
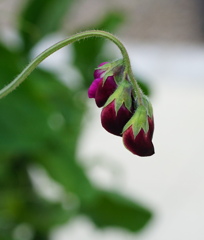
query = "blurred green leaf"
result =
(19, 0, 75, 51)
(0, 1, 153, 238)
(0, 68, 80, 152)
(0, 156, 73, 238)
(0, 41, 96, 228)
(0, 189, 73, 237)
(72, 11, 124, 88)
(0, 43, 23, 88)
(0, 43, 97, 197)
(0, 68, 97, 200)
(36, 150, 97, 203)
(80, 190, 152, 232)
(23, 196, 73, 231)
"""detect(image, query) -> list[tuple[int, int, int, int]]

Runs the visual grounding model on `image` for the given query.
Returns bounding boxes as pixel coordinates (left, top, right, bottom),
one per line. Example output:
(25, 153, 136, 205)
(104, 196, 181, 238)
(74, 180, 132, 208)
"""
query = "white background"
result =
(51, 43, 204, 240)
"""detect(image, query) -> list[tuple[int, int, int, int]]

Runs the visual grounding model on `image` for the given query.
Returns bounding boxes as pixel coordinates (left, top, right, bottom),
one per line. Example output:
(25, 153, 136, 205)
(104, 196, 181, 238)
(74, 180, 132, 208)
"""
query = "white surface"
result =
(51, 43, 204, 240)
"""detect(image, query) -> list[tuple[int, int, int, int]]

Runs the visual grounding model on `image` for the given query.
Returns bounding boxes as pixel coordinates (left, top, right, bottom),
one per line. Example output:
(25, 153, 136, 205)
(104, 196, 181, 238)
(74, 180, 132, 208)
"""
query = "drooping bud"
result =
(101, 80, 133, 136)
(88, 61, 124, 107)
(94, 76, 117, 107)
(88, 62, 110, 99)
(122, 99, 154, 156)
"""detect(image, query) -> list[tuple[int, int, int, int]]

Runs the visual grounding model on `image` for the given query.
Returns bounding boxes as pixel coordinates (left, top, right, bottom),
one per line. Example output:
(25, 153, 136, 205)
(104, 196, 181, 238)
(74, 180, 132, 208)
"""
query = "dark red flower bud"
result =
(88, 62, 118, 107)
(88, 76, 117, 107)
(94, 76, 117, 107)
(101, 80, 133, 136)
(88, 61, 155, 157)
(122, 105, 155, 157)
(101, 101, 133, 136)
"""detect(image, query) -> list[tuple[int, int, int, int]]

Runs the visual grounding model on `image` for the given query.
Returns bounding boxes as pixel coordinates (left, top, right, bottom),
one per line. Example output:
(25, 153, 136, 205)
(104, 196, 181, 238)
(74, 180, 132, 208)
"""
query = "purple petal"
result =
(88, 78, 102, 98)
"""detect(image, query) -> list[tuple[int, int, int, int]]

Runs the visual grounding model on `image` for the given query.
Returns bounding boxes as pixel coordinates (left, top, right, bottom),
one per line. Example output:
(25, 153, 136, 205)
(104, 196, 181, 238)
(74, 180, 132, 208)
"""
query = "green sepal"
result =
(122, 105, 149, 138)
(142, 95, 153, 117)
(103, 80, 132, 115)
(96, 59, 124, 85)
(96, 59, 123, 71)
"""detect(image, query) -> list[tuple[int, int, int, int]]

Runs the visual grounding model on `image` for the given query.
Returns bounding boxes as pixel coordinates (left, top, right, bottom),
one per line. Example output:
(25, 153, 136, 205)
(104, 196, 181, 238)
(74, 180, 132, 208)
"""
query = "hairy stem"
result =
(0, 30, 142, 100)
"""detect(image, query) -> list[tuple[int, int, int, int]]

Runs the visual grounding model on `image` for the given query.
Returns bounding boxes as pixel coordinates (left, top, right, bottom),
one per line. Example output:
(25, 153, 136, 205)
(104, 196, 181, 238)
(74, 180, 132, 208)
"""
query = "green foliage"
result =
(0, 0, 153, 239)
(19, 0, 75, 51)
(80, 190, 152, 232)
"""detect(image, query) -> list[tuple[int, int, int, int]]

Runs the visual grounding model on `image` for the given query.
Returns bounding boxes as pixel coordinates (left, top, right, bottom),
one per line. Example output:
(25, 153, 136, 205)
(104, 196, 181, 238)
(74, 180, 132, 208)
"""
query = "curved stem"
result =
(0, 30, 142, 100)
(126, 68, 143, 105)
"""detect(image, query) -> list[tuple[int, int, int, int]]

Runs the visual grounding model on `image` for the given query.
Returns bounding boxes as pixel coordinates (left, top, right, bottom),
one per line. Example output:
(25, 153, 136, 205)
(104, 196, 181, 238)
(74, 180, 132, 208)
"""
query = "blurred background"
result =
(0, 0, 204, 240)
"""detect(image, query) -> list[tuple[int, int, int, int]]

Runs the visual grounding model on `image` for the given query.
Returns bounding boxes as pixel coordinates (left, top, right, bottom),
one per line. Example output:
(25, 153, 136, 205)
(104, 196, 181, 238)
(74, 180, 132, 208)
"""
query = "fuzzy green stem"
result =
(0, 30, 143, 101)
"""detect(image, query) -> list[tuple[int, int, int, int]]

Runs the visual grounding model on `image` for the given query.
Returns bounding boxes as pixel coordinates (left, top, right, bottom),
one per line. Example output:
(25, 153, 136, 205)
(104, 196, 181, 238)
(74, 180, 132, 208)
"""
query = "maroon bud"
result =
(88, 60, 155, 156)
(88, 61, 117, 108)
(123, 110, 155, 157)
(101, 100, 133, 136)
(88, 76, 117, 107)
(95, 76, 117, 107)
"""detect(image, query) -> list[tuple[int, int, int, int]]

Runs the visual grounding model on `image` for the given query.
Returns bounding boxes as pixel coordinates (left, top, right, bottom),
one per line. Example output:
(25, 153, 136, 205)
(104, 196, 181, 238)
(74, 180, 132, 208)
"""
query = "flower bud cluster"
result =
(88, 61, 154, 157)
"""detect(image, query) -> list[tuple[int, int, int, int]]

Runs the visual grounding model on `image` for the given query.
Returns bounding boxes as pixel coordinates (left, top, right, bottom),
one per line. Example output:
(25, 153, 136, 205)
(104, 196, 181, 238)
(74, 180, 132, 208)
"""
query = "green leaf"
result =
(0, 188, 74, 234)
(0, 7, 153, 237)
(0, 47, 97, 203)
(0, 68, 79, 152)
(0, 155, 74, 236)
(24, 196, 74, 231)
(0, 43, 23, 88)
(36, 150, 97, 203)
(19, 0, 75, 51)
(0, 68, 97, 201)
(80, 190, 152, 232)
